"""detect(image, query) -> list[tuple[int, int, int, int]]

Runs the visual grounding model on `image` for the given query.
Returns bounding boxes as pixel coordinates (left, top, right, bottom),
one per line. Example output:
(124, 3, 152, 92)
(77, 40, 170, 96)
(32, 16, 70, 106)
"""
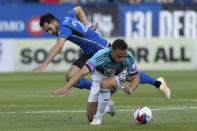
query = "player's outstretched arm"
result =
(73, 6, 99, 31)
(32, 37, 66, 72)
(52, 65, 90, 97)
(73, 6, 89, 26)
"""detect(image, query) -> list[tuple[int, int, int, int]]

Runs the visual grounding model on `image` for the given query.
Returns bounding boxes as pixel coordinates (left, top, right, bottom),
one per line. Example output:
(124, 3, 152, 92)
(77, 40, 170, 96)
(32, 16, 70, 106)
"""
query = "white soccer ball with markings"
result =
(133, 106, 153, 124)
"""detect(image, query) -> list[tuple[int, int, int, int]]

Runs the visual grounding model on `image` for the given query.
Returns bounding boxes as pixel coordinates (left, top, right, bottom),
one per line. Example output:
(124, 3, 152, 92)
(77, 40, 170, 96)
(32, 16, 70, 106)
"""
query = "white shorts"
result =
(88, 69, 127, 102)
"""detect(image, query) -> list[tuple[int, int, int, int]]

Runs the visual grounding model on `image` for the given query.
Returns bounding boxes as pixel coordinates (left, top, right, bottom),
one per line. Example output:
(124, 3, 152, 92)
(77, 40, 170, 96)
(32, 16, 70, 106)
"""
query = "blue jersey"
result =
(85, 48, 138, 76)
(57, 10, 109, 55)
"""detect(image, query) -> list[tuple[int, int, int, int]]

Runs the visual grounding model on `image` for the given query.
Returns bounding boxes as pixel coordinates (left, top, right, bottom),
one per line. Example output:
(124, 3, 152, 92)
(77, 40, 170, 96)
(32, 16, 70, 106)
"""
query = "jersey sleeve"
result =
(57, 25, 72, 39)
(85, 61, 95, 72)
(126, 52, 138, 75)
(85, 52, 105, 72)
(66, 10, 77, 19)
(85, 58, 101, 72)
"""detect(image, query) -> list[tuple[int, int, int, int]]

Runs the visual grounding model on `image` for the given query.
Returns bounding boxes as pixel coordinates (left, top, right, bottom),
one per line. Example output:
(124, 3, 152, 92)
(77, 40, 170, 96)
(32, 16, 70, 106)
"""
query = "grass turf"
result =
(0, 71, 197, 131)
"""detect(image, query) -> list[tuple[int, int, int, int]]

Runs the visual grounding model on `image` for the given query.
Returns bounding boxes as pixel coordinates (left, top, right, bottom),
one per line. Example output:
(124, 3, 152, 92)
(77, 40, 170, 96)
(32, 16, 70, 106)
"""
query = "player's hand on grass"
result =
(64, 88, 69, 97)
(52, 87, 69, 98)
(52, 88, 65, 95)
(32, 63, 47, 72)
(90, 23, 99, 31)
(121, 86, 133, 94)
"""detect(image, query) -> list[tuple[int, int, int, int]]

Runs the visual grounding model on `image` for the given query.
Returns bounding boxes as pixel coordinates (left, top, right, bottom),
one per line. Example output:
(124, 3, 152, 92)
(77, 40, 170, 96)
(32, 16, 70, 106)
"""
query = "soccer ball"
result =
(133, 106, 153, 124)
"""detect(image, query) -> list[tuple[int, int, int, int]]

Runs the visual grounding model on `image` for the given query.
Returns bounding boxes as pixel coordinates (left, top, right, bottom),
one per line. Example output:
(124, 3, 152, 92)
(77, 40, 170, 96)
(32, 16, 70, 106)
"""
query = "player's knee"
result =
(65, 75, 68, 81)
(65, 74, 71, 82)
(100, 81, 108, 89)
(100, 80, 116, 90)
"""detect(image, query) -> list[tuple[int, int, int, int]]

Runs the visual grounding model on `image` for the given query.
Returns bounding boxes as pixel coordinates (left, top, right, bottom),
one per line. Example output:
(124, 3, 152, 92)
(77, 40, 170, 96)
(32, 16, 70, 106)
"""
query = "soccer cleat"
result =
(90, 115, 102, 125)
(107, 100, 116, 117)
(157, 77, 171, 100)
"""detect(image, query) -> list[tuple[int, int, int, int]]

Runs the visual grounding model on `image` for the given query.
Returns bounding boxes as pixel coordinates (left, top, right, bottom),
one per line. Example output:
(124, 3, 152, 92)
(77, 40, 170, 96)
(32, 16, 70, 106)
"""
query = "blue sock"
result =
(139, 72, 156, 85)
(77, 78, 92, 90)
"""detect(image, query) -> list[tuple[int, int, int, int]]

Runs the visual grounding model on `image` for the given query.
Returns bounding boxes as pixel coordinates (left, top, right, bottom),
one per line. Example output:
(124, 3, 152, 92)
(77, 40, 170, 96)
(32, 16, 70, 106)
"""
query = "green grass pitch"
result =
(0, 71, 197, 131)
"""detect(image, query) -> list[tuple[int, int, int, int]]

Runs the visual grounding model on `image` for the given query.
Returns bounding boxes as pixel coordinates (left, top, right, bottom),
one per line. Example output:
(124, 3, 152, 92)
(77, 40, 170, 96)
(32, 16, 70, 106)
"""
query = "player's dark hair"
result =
(112, 39, 128, 51)
(39, 13, 57, 27)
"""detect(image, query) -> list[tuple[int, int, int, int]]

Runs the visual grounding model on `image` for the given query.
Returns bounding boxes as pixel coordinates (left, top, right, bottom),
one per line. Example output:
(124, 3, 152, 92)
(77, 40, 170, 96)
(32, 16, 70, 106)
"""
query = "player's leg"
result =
(87, 79, 100, 123)
(156, 77, 171, 100)
(66, 65, 91, 89)
(139, 72, 159, 87)
(87, 102, 98, 122)
(66, 54, 92, 90)
(103, 70, 127, 117)
(86, 72, 116, 122)
(91, 72, 119, 125)
(87, 101, 115, 122)
(139, 72, 171, 99)
(66, 65, 80, 81)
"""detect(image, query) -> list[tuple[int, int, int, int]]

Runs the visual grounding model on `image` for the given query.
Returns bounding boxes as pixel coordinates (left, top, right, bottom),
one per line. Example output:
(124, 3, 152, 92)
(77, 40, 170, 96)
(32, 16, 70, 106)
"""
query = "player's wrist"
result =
(121, 86, 133, 94)
(127, 86, 133, 93)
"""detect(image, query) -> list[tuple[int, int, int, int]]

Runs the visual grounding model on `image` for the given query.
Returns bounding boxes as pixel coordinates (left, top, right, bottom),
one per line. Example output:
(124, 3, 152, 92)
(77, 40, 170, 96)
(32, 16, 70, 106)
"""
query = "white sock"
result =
(96, 88, 111, 116)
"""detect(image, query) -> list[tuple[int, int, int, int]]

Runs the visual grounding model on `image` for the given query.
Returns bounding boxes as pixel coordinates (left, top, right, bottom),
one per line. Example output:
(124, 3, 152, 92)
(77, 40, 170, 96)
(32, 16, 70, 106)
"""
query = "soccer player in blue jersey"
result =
(53, 39, 140, 125)
(32, 6, 170, 100)
(32, 6, 108, 90)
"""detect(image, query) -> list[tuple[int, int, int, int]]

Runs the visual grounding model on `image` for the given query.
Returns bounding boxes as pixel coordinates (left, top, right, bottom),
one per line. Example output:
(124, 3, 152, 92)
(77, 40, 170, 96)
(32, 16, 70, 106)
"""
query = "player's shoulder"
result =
(58, 16, 72, 30)
(125, 50, 135, 62)
(92, 48, 110, 59)
(59, 10, 76, 25)
(58, 17, 68, 28)
(126, 50, 134, 57)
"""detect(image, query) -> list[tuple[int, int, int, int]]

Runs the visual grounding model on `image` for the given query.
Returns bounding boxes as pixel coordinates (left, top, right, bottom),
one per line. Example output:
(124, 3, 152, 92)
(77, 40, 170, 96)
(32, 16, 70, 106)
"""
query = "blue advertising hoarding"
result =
(1, 3, 197, 38)
(160, 4, 197, 38)
(0, 4, 74, 38)
(118, 3, 161, 38)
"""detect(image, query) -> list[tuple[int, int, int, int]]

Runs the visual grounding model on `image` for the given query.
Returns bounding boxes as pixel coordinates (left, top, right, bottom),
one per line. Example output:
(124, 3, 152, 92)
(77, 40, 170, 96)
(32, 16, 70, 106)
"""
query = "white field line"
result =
(0, 106, 196, 115)
(0, 94, 197, 102)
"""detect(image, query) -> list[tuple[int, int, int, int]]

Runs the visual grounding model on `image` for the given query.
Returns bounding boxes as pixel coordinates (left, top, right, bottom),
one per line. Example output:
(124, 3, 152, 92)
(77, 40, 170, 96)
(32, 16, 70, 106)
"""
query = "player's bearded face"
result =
(43, 21, 58, 36)
(110, 49, 127, 63)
